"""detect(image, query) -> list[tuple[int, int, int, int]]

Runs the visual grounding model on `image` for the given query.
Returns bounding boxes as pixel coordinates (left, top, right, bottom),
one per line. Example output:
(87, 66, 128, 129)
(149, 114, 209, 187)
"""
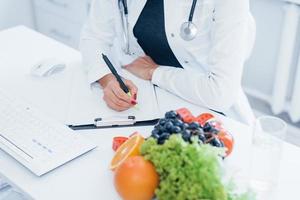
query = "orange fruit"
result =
(114, 156, 159, 200)
(110, 133, 144, 170)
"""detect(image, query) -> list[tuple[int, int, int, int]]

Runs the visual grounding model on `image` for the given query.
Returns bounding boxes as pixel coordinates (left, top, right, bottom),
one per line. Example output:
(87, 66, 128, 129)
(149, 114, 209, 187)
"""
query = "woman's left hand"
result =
(124, 56, 158, 80)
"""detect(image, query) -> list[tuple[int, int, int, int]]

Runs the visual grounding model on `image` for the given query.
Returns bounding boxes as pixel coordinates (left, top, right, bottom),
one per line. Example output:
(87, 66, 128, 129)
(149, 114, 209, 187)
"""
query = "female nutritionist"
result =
(79, 0, 256, 124)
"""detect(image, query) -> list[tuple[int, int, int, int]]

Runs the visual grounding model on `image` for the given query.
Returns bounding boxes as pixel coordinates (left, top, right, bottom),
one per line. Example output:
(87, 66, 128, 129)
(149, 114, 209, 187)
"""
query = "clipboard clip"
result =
(94, 116, 136, 127)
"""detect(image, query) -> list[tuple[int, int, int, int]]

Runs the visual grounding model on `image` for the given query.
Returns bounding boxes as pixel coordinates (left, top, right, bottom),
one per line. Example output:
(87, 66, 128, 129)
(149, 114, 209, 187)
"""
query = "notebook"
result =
(65, 65, 162, 127)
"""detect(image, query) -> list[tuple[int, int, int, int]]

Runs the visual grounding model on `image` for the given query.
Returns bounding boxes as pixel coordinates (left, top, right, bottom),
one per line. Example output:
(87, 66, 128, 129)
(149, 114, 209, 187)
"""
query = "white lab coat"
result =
(80, 0, 256, 124)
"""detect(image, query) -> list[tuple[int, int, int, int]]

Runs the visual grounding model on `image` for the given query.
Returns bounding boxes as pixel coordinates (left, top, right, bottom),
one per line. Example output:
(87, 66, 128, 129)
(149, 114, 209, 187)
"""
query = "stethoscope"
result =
(118, 0, 130, 55)
(180, 0, 198, 41)
(118, 0, 199, 55)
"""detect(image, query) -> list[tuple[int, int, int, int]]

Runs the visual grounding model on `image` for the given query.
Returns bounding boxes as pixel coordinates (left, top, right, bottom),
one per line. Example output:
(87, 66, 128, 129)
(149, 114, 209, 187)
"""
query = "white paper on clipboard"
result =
(65, 65, 161, 126)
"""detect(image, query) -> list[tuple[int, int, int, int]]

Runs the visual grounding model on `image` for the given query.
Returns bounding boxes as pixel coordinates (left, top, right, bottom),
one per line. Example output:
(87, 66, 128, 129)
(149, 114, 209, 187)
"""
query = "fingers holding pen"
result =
(102, 77, 138, 111)
(124, 79, 138, 101)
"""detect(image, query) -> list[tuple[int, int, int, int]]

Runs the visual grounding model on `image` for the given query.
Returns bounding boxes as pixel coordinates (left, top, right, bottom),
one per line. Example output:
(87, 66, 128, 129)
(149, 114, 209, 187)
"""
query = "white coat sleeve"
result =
(152, 0, 253, 112)
(79, 0, 116, 84)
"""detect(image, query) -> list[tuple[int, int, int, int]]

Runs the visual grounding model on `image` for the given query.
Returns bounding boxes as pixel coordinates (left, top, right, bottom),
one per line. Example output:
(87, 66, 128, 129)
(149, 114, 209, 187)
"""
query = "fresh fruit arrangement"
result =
(110, 108, 253, 200)
(150, 108, 234, 157)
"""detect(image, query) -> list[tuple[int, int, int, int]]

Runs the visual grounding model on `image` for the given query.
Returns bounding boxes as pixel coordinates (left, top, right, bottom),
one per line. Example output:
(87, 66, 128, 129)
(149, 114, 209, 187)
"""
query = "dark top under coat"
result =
(133, 0, 183, 68)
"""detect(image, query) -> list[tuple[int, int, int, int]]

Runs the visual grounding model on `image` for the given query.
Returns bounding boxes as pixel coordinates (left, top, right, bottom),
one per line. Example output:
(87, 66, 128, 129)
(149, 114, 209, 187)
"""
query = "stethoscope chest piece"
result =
(180, 0, 199, 41)
(180, 22, 198, 41)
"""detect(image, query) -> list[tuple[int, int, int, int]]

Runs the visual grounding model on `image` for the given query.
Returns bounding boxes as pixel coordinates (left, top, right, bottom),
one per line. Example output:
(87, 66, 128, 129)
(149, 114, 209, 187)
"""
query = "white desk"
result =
(0, 26, 299, 200)
(0, 26, 80, 123)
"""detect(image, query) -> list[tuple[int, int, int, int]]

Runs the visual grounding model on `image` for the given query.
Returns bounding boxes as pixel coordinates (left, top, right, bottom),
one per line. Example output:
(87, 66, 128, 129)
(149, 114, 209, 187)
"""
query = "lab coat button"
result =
(171, 33, 175, 37)
(184, 60, 189, 64)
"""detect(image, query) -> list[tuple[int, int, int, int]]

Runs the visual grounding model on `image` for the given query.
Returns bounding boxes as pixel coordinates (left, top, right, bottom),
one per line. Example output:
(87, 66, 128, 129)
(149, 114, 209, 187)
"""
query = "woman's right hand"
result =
(98, 74, 138, 112)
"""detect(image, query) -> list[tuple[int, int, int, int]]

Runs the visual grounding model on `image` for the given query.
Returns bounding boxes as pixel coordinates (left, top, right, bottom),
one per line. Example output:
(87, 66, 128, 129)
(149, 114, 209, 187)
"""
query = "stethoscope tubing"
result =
(119, 0, 131, 54)
(121, 0, 128, 15)
(188, 0, 198, 22)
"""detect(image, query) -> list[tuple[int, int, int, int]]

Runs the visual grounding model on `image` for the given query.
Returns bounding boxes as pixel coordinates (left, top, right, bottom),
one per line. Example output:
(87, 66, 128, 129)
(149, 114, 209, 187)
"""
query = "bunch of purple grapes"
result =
(150, 111, 224, 148)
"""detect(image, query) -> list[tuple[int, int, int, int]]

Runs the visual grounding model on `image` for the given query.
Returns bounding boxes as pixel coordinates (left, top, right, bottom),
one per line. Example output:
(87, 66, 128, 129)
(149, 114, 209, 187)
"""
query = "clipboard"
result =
(65, 65, 162, 129)
(69, 118, 160, 130)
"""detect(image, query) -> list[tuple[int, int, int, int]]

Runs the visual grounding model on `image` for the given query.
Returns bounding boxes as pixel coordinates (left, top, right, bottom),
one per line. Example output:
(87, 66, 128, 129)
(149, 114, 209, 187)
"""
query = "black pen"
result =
(102, 53, 130, 94)
(102, 54, 138, 108)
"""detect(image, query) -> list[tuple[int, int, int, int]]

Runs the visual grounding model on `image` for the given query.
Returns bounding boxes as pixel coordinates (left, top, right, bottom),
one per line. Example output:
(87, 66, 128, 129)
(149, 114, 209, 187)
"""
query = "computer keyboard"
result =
(0, 89, 97, 176)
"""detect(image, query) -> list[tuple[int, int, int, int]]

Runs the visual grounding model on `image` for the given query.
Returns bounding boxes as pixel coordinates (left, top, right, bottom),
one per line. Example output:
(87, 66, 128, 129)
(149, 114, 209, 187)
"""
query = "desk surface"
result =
(1, 118, 300, 200)
(0, 26, 299, 200)
(0, 26, 80, 123)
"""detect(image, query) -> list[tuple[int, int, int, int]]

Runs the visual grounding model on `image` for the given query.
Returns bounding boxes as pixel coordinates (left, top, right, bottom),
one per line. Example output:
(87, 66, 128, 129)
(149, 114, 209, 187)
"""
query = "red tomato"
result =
(196, 113, 215, 126)
(112, 137, 128, 151)
(217, 131, 234, 156)
(176, 108, 195, 123)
